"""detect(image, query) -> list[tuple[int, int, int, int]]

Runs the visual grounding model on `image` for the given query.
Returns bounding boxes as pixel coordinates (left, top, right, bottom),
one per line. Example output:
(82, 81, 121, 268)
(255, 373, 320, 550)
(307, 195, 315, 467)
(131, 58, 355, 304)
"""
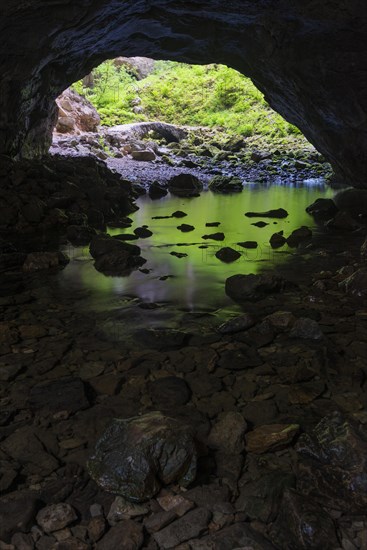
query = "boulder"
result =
(269, 231, 286, 248)
(306, 198, 338, 218)
(37, 503, 77, 533)
(168, 174, 203, 197)
(215, 247, 241, 263)
(209, 175, 243, 193)
(286, 226, 312, 247)
(87, 412, 197, 502)
(225, 273, 287, 302)
(56, 88, 100, 133)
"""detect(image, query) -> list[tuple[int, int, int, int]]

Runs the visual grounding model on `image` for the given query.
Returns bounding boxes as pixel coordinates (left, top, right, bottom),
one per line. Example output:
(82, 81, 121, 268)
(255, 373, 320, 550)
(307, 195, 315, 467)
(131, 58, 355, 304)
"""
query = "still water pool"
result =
(60, 180, 333, 321)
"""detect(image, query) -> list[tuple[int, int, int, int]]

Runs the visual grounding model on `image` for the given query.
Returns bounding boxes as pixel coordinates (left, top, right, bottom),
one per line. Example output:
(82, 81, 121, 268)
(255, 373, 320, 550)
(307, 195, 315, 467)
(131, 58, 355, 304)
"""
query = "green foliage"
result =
(73, 60, 301, 139)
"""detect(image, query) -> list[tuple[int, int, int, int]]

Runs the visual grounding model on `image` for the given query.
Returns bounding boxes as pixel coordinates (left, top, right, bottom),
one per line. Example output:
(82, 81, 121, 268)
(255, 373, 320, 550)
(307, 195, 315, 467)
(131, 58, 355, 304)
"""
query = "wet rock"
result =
(296, 412, 367, 512)
(96, 520, 144, 550)
(334, 187, 367, 217)
(168, 174, 203, 197)
(290, 318, 323, 340)
(170, 251, 188, 258)
(207, 412, 247, 454)
(37, 504, 77, 534)
(189, 523, 276, 550)
(270, 231, 286, 248)
(107, 496, 148, 525)
(340, 268, 367, 297)
(306, 198, 338, 218)
(90, 235, 145, 275)
(265, 310, 295, 331)
(245, 208, 288, 219)
(149, 181, 168, 199)
(205, 222, 220, 227)
(131, 149, 156, 161)
(326, 211, 359, 231)
(217, 313, 256, 334)
(66, 225, 96, 245)
(87, 208, 105, 230)
(87, 412, 197, 502)
(0, 492, 40, 543)
(153, 507, 211, 549)
(270, 489, 339, 549)
(246, 423, 299, 453)
(215, 247, 241, 263)
(90, 235, 140, 258)
(288, 380, 325, 404)
(148, 376, 191, 408)
(171, 210, 187, 218)
(225, 273, 286, 302)
(217, 347, 262, 370)
(237, 240, 258, 249)
(134, 226, 153, 238)
(209, 175, 243, 193)
(236, 471, 295, 522)
(202, 232, 225, 241)
(251, 221, 269, 228)
(287, 226, 312, 247)
(29, 378, 89, 413)
(1, 428, 59, 476)
(22, 252, 69, 272)
(177, 224, 194, 232)
(360, 236, 367, 257)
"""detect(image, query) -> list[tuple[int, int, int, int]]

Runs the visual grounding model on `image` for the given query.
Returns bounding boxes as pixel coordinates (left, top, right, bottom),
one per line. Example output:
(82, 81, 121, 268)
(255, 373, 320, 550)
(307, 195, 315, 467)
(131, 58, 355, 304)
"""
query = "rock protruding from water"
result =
(296, 412, 367, 512)
(215, 247, 241, 263)
(89, 234, 146, 275)
(87, 412, 197, 503)
(225, 273, 287, 302)
(245, 208, 288, 219)
(306, 198, 338, 219)
(168, 174, 203, 197)
(209, 175, 243, 193)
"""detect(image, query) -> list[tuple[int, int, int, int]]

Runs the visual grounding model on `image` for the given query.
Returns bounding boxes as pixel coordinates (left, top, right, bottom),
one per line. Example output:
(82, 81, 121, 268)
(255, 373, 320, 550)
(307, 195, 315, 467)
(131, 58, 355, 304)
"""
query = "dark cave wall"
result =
(0, 0, 366, 185)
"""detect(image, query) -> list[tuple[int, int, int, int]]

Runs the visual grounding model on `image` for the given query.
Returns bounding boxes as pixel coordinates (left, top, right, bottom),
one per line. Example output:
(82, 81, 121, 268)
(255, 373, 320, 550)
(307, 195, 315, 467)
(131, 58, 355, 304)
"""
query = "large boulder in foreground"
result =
(296, 412, 367, 513)
(225, 273, 287, 302)
(87, 412, 197, 502)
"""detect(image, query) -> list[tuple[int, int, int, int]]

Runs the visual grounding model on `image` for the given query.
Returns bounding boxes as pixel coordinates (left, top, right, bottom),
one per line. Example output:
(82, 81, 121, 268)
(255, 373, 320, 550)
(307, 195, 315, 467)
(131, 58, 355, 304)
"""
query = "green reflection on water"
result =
(62, 183, 333, 311)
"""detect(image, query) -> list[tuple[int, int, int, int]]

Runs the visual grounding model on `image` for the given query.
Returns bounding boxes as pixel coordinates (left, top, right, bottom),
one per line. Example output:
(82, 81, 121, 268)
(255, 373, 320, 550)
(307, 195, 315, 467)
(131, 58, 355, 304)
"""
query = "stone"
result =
(290, 317, 323, 340)
(237, 240, 258, 249)
(245, 208, 288, 219)
(334, 187, 367, 217)
(225, 273, 286, 302)
(96, 520, 143, 550)
(269, 231, 286, 248)
(246, 423, 299, 453)
(11, 532, 34, 550)
(296, 412, 367, 512)
(265, 310, 295, 330)
(270, 489, 339, 549)
(288, 380, 325, 404)
(306, 198, 338, 218)
(170, 251, 188, 258)
(207, 412, 247, 454)
(149, 181, 168, 199)
(134, 226, 153, 238)
(208, 175, 243, 193)
(148, 376, 191, 408)
(326, 211, 359, 231)
(177, 224, 194, 232)
(251, 221, 269, 228)
(28, 378, 89, 413)
(217, 313, 256, 334)
(66, 225, 96, 246)
(217, 347, 262, 370)
(131, 149, 156, 161)
(22, 252, 69, 272)
(171, 210, 187, 218)
(188, 523, 276, 549)
(168, 174, 203, 197)
(37, 504, 77, 534)
(1, 428, 59, 476)
(0, 492, 40, 543)
(286, 226, 312, 247)
(156, 494, 194, 516)
(153, 508, 211, 549)
(107, 497, 148, 524)
(144, 509, 178, 534)
(87, 412, 197, 502)
(215, 247, 241, 263)
(341, 268, 367, 297)
(56, 88, 100, 133)
(201, 232, 225, 241)
(88, 516, 106, 543)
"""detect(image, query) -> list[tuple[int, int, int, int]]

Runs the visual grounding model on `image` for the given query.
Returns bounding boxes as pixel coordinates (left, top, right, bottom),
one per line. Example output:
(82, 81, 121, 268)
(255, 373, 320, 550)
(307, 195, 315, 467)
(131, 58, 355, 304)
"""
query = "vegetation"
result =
(73, 60, 301, 139)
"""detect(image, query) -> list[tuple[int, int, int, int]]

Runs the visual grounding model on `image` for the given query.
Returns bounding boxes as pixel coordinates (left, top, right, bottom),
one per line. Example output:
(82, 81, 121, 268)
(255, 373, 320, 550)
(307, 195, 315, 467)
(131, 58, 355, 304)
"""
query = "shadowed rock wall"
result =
(0, 1, 366, 185)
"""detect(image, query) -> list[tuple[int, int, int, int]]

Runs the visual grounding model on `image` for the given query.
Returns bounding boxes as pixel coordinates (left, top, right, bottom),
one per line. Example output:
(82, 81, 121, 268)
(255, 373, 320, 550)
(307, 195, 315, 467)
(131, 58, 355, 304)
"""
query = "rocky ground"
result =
(1, 143, 367, 548)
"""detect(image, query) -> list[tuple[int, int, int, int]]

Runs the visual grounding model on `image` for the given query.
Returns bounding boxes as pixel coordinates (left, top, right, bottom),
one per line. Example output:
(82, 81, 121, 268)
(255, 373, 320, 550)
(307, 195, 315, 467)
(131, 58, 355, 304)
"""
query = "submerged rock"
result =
(87, 412, 197, 502)
(287, 226, 312, 247)
(290, 317, 323, 340)
(245, 208, 288, 219)
(225, 273, 287, 302)
(134, 226, 153, 238)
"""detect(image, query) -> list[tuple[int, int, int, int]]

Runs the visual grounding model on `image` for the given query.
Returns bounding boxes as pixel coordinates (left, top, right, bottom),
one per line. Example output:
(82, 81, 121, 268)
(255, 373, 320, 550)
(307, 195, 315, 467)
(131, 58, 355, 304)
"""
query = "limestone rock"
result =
(56, 88, 100, 134)
(87, 412, 197, 502)
(36, 503, 77, 533)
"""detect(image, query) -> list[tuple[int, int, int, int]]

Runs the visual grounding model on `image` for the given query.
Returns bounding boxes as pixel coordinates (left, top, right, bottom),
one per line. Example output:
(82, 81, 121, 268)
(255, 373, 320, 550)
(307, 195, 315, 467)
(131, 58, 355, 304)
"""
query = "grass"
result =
(73, 60, 302, 140)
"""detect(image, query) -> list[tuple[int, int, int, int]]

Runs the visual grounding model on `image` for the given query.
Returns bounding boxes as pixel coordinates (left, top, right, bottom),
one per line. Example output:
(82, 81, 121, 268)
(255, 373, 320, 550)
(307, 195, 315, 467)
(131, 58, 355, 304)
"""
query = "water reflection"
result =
(60, 181, 333, 312)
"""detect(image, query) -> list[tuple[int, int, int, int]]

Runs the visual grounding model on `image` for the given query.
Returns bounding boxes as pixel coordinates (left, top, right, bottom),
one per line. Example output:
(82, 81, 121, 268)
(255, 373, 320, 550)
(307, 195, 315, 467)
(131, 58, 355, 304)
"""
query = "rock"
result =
(188, 523, 276, 549)
(288, 380, 325, 404)
(144, 509, 177, 534)
(296, 412, 367, 512)
(215, 247, 241, 263)
(22, 252, 69, 272)
(334, 187, 367, 217)
(131, 149, 156, 161)
(270, 489, 339, 549)
(156, 494, 194, 516)
(290, 318, 323, 339)
(28, 378, 89, 413)
(90, 235, 145, 275)
(251, 221, 269, 228)
(107, 497, 148, 525)
(246, 423, 299, 453)
(245, 208, 288, 219)
(168, 174, 203, 197)
(236, 471, 296, 522)
(306, 198, 338, 218)
(114, 56, 155, 79)
(153, 508, 211, 549)
(0, 492, 40, 543)
(205, 221, 220, 227)
(237, 241, 258, 249)
(326, 211, 359, 231)
(88, 516, 106, 543)
(56, 88, 100, 133)
(87, 412, 197, 502)
(149, 181, 168, 199)
(96, 520, 144, 550)
(207, 412, 247, 454)
(225, 273, 287, 302)
(286, 226, 312, 247)
(209, 175, 243, 193)
(1, 428, 59, 476)
(217, 313, 256, 334)
(360, 236, 367, 257)
(270, 231, 286, 248)
(11, 532, 35, 550)
(201, 233, 225, 241)
(134, 226, 153, 238)
(37, 504, 77, 534)
(148, 376, 191, 408)
(66, 225, 96, 245)
(177, 224, 194, 232)
(217, 346, 262, 370)
(265, 310, 295, 330)
(90, 235, 140, 258)
(340, 268, 367, 297)
(170, 251, 188, 258)
(171, 210, 187, 218)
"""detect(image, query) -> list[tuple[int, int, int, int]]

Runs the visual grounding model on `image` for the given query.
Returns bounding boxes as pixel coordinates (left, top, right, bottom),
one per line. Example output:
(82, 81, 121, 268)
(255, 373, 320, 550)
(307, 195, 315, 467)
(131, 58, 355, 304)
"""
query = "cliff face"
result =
(0, 1, 366, 185)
